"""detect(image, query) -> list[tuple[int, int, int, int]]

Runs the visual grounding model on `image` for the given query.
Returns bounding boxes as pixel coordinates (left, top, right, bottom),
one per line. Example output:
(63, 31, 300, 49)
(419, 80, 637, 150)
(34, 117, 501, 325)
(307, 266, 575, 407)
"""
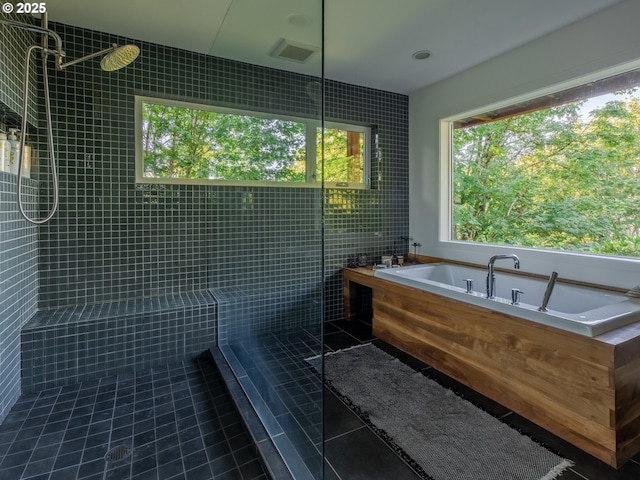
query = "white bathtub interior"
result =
(374, 263, 640, 337)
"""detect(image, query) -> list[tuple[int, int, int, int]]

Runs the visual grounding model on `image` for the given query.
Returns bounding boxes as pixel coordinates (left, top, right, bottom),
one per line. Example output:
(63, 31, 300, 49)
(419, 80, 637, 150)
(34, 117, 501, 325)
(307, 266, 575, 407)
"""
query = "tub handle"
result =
(464, 278, 474, 294)
(511, 288, 524, 305)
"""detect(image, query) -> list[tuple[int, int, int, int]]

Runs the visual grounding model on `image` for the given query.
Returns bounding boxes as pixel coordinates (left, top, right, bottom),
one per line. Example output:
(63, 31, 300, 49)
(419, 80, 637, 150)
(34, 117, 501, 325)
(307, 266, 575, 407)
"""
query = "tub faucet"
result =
(486, 254, 520, 298)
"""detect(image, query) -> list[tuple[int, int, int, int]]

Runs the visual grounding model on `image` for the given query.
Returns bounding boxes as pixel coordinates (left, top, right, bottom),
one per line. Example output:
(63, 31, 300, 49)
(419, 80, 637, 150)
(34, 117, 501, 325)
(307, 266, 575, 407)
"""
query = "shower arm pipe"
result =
(0, 18, 63, 54)
(16, 44, 59, 225)
(58, 44, 119, 70)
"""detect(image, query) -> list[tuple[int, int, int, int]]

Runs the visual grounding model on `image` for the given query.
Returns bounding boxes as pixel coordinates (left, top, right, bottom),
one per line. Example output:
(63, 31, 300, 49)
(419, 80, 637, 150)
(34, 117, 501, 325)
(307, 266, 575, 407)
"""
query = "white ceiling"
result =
(46, 0, 623, 94)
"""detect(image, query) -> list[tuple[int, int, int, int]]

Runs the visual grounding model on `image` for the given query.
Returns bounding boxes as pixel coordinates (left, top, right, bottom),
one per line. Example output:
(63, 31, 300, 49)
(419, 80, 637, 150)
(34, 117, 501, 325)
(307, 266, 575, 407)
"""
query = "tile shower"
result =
(0, 12, 408, 480)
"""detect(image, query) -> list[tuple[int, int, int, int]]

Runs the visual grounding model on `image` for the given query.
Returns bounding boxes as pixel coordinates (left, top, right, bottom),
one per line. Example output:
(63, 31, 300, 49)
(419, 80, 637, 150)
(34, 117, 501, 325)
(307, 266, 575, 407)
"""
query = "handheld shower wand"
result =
(1, 14, 64, 223)
(1, 15, 139, 224)
(538, 272, 558, 312)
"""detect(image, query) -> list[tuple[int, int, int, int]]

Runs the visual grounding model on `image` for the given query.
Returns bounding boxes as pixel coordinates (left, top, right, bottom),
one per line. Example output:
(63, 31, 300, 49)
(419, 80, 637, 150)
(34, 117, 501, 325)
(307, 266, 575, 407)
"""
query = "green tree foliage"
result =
(453, 91, 640, 257)
(142, 103, 306, 182)
(142, 102, 366, 186)
(318, 128, 364, 183)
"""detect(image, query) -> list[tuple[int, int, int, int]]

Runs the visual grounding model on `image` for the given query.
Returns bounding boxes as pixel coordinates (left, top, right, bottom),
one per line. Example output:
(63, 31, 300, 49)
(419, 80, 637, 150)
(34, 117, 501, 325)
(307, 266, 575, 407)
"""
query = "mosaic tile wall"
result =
(0, 173, 38, 422)
(0, 18, 40, 424)
(323, 82, 410, 321)
(0, 14, 39, 125)
(37, 23, 323, 309)
(37, 21, 409, 324)
(1, 19, 408, 406)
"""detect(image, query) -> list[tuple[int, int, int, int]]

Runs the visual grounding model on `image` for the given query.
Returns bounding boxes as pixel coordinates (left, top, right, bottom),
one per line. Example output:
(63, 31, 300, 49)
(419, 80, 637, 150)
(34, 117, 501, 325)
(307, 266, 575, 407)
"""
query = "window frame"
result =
(438, 60, 640, 257)
(317, 121, 371, 189)
(134, 96, 371, 189)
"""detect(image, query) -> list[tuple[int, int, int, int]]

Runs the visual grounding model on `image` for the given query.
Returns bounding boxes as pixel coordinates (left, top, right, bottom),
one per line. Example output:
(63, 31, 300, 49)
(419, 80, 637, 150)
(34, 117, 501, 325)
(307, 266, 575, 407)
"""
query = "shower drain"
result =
(104, 444, 132, 463)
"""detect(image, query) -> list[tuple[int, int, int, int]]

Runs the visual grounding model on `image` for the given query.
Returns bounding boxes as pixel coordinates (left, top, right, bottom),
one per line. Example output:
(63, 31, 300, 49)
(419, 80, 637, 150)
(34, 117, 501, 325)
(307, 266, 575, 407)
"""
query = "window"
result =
(319, 124, 368, 185)
(135, 96, 370, 188)
(443, 67, 640, 257)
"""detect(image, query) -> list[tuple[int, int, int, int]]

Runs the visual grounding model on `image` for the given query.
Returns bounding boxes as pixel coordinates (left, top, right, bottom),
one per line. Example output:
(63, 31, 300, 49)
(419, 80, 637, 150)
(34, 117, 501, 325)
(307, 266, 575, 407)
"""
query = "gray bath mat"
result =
(308, 343, 572, 480)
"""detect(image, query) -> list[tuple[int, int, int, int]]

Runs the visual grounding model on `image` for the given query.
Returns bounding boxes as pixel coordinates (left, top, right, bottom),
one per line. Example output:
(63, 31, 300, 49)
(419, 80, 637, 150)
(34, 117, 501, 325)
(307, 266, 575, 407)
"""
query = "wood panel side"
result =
(343, 268, 385, 320)
(372, 296, 614, 410)
(373, 283, 613, 367)
(373, 312, 616, 465)
(372, 286, 619, 465)
(372, 299, 615, 434)
(614, 350, 640, 467)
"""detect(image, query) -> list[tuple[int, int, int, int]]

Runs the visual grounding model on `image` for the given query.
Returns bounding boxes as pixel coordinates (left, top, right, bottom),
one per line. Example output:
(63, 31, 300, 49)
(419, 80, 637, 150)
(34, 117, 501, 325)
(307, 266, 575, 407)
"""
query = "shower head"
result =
(58, 43, 140, 71)
(100, 44, 140, 71)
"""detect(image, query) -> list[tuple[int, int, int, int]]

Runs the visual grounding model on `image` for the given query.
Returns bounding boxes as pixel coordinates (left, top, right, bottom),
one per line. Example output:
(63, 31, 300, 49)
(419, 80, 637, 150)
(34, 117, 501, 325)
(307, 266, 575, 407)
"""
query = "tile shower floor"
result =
(0, 354, 266, 480)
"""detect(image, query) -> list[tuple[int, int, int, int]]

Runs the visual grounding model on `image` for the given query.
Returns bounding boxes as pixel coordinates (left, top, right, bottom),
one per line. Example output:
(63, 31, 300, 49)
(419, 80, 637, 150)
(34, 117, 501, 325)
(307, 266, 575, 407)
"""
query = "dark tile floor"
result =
(324, 317, 640, 480)
(4, 317, 640, 480)
(0, 353, 267, 480)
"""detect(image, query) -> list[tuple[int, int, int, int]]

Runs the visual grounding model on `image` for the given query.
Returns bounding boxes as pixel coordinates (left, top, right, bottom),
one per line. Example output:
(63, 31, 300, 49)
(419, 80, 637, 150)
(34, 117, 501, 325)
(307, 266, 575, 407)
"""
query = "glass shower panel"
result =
(211, 1, 324, 478)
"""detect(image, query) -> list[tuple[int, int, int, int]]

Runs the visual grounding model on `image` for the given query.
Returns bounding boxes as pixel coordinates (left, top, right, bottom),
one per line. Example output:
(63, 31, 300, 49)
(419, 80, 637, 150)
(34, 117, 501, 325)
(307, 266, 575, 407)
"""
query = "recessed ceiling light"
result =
(412, 50, 432, 60)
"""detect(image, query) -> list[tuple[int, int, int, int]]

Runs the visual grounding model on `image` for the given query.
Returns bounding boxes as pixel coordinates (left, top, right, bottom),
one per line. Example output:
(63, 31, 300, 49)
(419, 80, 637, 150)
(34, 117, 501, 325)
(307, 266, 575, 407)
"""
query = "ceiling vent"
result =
(269, 39, 319, 64)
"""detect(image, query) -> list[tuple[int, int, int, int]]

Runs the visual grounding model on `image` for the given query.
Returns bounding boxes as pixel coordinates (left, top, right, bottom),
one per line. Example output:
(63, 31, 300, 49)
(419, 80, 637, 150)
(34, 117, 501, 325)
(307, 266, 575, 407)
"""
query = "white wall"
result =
(409, 0, 640, 289)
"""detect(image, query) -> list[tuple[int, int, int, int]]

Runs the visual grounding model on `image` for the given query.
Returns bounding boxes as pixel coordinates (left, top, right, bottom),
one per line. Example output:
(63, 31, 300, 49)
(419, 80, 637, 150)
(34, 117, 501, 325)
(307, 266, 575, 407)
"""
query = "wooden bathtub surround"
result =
(343, 267, 378, 320)
(342, 266, 640, 468)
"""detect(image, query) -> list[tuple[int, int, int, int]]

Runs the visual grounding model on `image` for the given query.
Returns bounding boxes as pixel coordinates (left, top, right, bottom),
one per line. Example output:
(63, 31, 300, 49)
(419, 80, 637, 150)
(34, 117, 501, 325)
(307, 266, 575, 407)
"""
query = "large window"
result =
(135, 97, 370, 188)
(443, 67, 640, 257)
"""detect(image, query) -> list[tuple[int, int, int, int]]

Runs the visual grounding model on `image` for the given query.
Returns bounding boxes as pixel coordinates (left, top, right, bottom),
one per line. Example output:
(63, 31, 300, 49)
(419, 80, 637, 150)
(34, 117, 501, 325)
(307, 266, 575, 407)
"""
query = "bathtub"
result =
(373, 262, 640, 336)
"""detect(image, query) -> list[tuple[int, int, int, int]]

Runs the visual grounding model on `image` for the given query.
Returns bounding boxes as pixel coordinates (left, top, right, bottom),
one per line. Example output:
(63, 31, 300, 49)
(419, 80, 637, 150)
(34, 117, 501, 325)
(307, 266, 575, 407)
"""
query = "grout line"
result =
(323, 456, 344, 480)
(323, 425, 370, 444)
(323, 424, 367, 443)
(567, 467, 589, 479)
(306, 342, 371, 362)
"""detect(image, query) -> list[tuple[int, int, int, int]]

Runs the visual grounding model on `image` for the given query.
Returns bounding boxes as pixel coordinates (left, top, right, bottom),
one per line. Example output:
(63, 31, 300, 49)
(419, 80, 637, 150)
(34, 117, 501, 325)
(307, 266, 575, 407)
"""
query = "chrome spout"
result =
(486, 254, 520, 298)
(538, 271, 558, 312)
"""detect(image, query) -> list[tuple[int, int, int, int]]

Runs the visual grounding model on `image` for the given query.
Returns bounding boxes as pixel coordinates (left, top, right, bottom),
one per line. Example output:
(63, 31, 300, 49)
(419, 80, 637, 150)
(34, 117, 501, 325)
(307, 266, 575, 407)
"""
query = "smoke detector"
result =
(269, 39, 319, 64)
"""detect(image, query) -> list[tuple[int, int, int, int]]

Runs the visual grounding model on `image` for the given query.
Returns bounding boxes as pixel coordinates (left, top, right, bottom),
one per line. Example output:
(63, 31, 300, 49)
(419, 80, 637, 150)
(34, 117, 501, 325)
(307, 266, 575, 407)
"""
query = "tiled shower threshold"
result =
(214, 328, 323, 480)
(210, 347, 295, 480)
